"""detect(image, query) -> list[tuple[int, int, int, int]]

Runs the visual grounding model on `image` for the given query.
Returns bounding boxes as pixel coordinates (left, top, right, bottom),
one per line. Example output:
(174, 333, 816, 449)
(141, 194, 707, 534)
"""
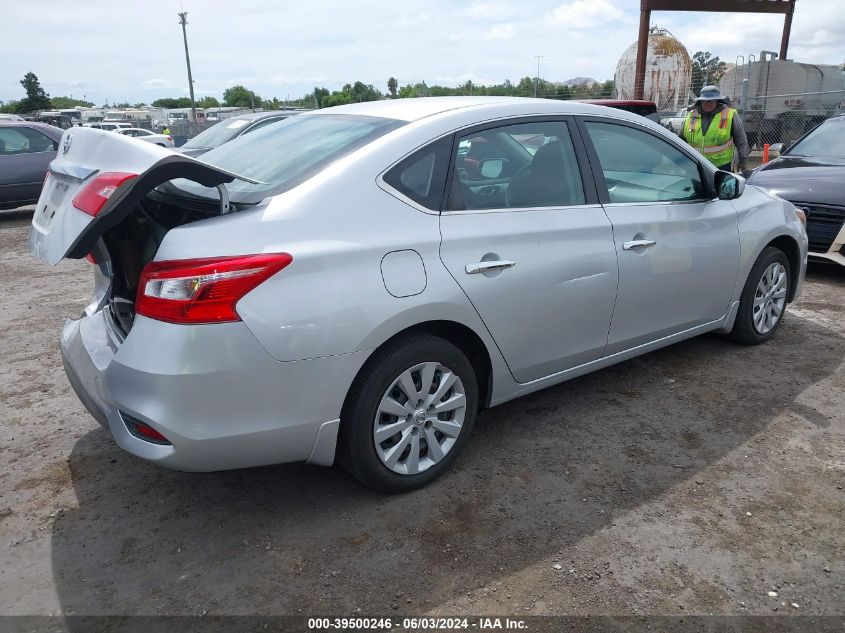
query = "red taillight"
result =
(166, 135, 173, 142)
(72, 172, 138, 217)
(135, 253, 293, 324)
(85, 252, 97, 264)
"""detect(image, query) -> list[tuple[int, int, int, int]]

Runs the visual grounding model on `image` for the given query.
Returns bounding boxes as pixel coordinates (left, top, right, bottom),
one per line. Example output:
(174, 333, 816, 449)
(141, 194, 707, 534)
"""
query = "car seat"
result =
(506, 141, 571, 208)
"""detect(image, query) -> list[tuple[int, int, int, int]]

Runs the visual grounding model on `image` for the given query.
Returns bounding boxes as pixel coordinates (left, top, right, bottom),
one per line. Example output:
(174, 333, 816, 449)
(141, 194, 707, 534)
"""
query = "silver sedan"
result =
(28, 97, 807, 492)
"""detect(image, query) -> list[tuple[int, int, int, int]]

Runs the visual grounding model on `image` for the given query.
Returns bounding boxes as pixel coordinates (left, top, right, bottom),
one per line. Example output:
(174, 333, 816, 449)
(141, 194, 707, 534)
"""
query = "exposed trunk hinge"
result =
(216, 183, 231, 215)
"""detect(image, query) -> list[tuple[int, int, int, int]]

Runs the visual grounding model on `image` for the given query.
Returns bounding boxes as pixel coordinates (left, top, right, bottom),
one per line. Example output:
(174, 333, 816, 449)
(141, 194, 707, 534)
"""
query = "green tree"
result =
(50, 96, 95, 109)
(313, 87, 329, 108)
(691, 51, 727, 97)
(223, 85, 261, 108)
(17, 72, 51, 113)
(151, 97, 193, 108)
(319, 81, 383, 108)
(0, 100, 22, 113)
(397, 84, 417, 98)
(197, 96, 220, 109)
(387, 77, 398, 98)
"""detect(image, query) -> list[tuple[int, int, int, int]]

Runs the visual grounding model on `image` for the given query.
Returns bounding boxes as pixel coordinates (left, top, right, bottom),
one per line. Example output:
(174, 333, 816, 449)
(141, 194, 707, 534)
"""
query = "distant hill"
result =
(555, 77, 599, 87)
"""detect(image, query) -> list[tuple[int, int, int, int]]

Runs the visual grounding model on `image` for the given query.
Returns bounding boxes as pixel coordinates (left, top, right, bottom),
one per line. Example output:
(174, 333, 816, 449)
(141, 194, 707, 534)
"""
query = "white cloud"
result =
(545, 0, 624, 29)
(485, 24, 514, 40)
(460, 2, 516, 21)
(267, 75, 329, 85)
(141, 78, 172, 90)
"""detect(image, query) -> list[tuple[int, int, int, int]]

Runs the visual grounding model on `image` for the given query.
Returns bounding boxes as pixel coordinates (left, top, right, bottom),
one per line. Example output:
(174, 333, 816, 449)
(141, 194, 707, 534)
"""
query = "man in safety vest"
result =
(680, 85, 749, 172)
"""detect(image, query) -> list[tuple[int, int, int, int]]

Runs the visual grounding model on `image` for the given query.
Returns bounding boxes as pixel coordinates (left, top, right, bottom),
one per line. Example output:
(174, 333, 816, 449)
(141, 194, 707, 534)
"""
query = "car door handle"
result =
(465, 260, 516, 274)
(622, 239, 657, 250)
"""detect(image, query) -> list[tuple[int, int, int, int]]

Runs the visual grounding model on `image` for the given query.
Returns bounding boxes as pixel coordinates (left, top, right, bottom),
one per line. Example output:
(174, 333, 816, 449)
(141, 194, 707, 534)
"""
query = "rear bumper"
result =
(60, 310, 369, 472)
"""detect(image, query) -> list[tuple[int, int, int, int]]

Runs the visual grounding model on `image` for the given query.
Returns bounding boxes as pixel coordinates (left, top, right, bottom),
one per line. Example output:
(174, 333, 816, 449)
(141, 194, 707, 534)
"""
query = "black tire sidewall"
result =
(339, 335, 478, 493)
(733, 246, 791, 344)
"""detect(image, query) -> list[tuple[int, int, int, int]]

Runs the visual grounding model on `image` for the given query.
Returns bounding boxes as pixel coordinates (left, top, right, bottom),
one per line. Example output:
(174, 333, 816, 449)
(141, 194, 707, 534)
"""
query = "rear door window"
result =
(446, 120, 585, 211)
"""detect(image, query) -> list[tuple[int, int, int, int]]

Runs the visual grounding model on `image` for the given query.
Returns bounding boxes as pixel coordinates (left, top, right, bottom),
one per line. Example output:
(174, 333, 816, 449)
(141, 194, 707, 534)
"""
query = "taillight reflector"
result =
(135, 253, 293, 324)
(122, 413, 171, 445)
(72, 172, 138, 217)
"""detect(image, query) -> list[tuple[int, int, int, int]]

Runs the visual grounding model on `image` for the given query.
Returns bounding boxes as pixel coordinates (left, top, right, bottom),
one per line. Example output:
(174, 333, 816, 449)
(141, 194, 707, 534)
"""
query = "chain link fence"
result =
(740, 90, 845, 148)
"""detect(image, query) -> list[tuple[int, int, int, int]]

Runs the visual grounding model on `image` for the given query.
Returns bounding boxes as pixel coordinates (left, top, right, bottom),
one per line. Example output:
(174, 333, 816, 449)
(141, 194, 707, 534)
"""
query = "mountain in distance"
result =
(554, 76, 599, 87)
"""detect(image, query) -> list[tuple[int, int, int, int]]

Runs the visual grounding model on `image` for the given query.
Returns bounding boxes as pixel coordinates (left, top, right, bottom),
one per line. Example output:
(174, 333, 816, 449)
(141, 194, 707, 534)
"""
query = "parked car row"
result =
(28, 97, 808, 492)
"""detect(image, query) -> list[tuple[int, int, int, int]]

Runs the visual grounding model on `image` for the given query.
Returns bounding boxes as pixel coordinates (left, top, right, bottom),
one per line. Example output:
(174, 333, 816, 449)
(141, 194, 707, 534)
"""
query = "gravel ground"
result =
(0, 215, 842, 619)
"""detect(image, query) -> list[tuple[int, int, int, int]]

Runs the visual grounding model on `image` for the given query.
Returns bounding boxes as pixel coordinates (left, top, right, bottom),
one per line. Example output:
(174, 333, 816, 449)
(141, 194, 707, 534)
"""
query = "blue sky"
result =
(1, 0, 842, 105)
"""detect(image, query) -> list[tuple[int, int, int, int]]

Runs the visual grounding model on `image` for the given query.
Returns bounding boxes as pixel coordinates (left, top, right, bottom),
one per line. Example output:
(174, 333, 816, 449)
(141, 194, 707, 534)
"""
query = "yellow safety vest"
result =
(683, 107, 736, 167)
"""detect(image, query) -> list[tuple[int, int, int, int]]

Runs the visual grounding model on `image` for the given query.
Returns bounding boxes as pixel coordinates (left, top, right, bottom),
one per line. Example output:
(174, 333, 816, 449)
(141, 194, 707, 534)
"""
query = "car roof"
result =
(0, 120, 64, 138)
(577, 99, 657, 107)
(318, 96, 652, 125)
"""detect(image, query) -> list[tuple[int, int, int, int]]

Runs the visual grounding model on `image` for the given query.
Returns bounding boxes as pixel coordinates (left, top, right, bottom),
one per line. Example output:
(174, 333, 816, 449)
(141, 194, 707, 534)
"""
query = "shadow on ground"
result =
(49, 310, 844, 618)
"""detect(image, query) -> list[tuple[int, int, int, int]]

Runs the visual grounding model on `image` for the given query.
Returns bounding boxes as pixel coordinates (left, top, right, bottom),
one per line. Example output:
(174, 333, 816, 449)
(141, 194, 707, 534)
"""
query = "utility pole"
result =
(534, 55, 543, 97)
(178, 12, 197, 123)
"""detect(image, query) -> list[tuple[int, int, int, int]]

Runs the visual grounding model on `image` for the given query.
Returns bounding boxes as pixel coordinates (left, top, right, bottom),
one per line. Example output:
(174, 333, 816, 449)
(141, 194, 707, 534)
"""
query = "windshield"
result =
(182, 118, 251, 149)
(787, 117, 845, 158)
(165, 114, 404, 203)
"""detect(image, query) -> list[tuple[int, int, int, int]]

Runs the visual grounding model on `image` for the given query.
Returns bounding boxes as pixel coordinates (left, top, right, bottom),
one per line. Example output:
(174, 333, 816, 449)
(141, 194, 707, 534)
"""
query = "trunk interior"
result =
(101, 192, 223, 336)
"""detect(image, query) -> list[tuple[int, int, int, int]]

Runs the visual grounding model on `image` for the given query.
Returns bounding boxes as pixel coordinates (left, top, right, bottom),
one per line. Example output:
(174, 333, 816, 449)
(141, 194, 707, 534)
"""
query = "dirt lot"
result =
(0, 213, 843, 619)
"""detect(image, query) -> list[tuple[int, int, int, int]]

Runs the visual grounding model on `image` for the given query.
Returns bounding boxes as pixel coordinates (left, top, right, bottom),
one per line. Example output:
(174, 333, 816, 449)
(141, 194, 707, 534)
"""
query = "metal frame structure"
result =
(634, 0, 797, 100)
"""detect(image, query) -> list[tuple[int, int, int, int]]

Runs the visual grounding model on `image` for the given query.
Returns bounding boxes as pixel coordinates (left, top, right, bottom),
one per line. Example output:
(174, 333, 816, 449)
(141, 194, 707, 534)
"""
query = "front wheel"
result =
(730, 246, 791, 344)
(338, 334, 478, 493)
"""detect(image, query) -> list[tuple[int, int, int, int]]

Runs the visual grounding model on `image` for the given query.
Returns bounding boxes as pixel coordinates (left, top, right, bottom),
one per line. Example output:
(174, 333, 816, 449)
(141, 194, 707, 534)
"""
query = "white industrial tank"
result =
(614, 27, 692, 111)
(720, 54, 845, 145)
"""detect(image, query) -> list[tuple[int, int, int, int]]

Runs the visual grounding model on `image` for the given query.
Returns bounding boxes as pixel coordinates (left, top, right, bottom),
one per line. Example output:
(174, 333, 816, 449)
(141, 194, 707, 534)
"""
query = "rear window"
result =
(167, 114, 405, 203)
(182, 118, 251, 149)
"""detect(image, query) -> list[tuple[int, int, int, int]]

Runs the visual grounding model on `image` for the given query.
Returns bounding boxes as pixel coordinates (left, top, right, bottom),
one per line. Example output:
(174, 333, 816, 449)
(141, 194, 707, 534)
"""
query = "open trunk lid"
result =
(28, 127, 258, 265)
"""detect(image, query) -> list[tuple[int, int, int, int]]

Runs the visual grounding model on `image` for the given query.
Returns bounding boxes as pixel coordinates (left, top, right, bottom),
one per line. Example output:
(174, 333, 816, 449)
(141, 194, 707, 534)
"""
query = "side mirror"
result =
(768, 142, 785, 158)
(479, 158, 505, 179)
(715, 170, 746, 200)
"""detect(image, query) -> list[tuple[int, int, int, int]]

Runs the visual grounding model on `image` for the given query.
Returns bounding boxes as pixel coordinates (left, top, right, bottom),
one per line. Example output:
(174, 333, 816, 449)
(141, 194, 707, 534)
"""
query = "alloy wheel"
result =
(752, 262, 788, 335)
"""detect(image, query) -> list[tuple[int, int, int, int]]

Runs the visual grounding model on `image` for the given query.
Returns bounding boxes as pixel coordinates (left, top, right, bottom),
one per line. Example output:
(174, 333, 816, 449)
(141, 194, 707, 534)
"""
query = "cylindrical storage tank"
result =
(720, 60, 845, 115)
(614, 27, 692, 111)
(720, 59, 845, 146)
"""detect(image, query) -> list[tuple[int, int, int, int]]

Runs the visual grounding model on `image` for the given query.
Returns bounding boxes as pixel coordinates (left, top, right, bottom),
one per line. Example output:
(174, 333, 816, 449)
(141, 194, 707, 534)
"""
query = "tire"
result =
(337, 334, 478, 493)
(730, 246, 791, 345)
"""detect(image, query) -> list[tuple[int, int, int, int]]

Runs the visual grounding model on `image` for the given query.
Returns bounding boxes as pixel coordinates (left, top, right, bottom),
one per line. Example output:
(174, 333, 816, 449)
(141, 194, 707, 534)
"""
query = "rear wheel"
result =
(730, 246, 791, 344)
(338, 334, 478, 493)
